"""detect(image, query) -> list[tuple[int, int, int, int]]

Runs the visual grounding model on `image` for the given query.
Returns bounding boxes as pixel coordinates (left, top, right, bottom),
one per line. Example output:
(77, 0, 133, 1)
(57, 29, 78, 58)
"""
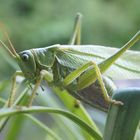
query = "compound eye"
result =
(22, 54, 29, 61)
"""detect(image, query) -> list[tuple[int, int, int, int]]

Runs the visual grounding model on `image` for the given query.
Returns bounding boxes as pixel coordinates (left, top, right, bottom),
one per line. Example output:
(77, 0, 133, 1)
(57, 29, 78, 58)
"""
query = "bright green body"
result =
(18, 45, 115, 110)
(17, 35, 140, 110)
(1, 13, 140, 110)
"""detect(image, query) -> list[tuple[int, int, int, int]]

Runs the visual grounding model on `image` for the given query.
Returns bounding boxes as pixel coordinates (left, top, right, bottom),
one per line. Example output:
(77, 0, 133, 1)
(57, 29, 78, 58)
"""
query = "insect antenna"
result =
(0, 23, 18, 57)
(0, 39, 15, 57)
(3, 30, 18, 57)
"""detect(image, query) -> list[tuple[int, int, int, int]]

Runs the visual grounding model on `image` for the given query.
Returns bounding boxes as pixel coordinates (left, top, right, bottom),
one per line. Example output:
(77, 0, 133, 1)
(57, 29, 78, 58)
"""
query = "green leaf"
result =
(52, 86, 102, 140)
(36, 86, 97, 140)
(4, 115, 25, 140)
(103, 88, 140, 140)
(0, 106, 102, 140)
(25, 114, 62, 140)
(0, 88, 28, 132)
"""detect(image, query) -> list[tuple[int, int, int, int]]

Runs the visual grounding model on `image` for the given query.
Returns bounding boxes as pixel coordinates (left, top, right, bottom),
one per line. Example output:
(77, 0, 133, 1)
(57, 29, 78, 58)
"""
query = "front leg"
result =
(27, 70, 53, 107)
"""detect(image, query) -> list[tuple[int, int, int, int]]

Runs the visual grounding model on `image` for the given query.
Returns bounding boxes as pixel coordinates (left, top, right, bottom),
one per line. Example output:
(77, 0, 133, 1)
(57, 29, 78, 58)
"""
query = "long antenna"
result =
(0, 39, 15, 57)
(0, 23, 18, 57)
(3, 31, 18, 56)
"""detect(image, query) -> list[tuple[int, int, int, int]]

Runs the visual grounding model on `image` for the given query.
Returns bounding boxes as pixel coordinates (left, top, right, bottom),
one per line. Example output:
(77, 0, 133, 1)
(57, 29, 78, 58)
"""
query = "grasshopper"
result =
(0, 13, 140, 110)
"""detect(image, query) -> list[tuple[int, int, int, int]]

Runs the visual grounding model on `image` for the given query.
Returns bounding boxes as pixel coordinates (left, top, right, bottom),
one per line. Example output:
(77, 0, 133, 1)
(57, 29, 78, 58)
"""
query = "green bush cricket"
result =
(0, 13, 140, 111)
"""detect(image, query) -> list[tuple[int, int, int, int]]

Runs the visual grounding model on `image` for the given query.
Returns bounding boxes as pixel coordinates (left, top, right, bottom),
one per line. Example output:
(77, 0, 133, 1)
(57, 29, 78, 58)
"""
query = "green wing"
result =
(56, 45, 140, 80)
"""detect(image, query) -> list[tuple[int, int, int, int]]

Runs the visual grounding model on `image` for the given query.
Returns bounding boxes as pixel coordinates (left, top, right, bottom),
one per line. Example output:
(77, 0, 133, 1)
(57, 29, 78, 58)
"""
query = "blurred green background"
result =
(0, 0, 140, 79)
(0, 0, 140, 140)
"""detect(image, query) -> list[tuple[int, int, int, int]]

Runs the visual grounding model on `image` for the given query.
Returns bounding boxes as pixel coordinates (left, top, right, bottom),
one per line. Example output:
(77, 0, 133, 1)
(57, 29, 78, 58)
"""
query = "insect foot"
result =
(110, 99, 124, 106)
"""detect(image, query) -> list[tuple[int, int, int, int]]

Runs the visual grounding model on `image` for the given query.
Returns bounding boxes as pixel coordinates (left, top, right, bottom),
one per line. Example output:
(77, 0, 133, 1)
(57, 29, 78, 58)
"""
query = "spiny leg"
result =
(69, 13, 82, 45)
(62, 61, 123, 105)
(27, 70, 53, 107)
(68, 13, 83, 106)
(63, 62, 93, 86)
(7, 71, 24, 107)
(98, 30, 140, 73)
(27, 71, 43, 107)
(68, 30, 140, 90)
(88, 61, 123, 105)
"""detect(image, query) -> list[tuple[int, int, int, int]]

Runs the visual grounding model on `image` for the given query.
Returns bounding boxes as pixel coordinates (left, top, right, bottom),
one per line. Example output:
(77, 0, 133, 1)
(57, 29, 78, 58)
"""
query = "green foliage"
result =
(0, 106, 102, 140)
(104, 88, 140, 140)
(0, 1, 140, 140)
(0, 78, 102, 140)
